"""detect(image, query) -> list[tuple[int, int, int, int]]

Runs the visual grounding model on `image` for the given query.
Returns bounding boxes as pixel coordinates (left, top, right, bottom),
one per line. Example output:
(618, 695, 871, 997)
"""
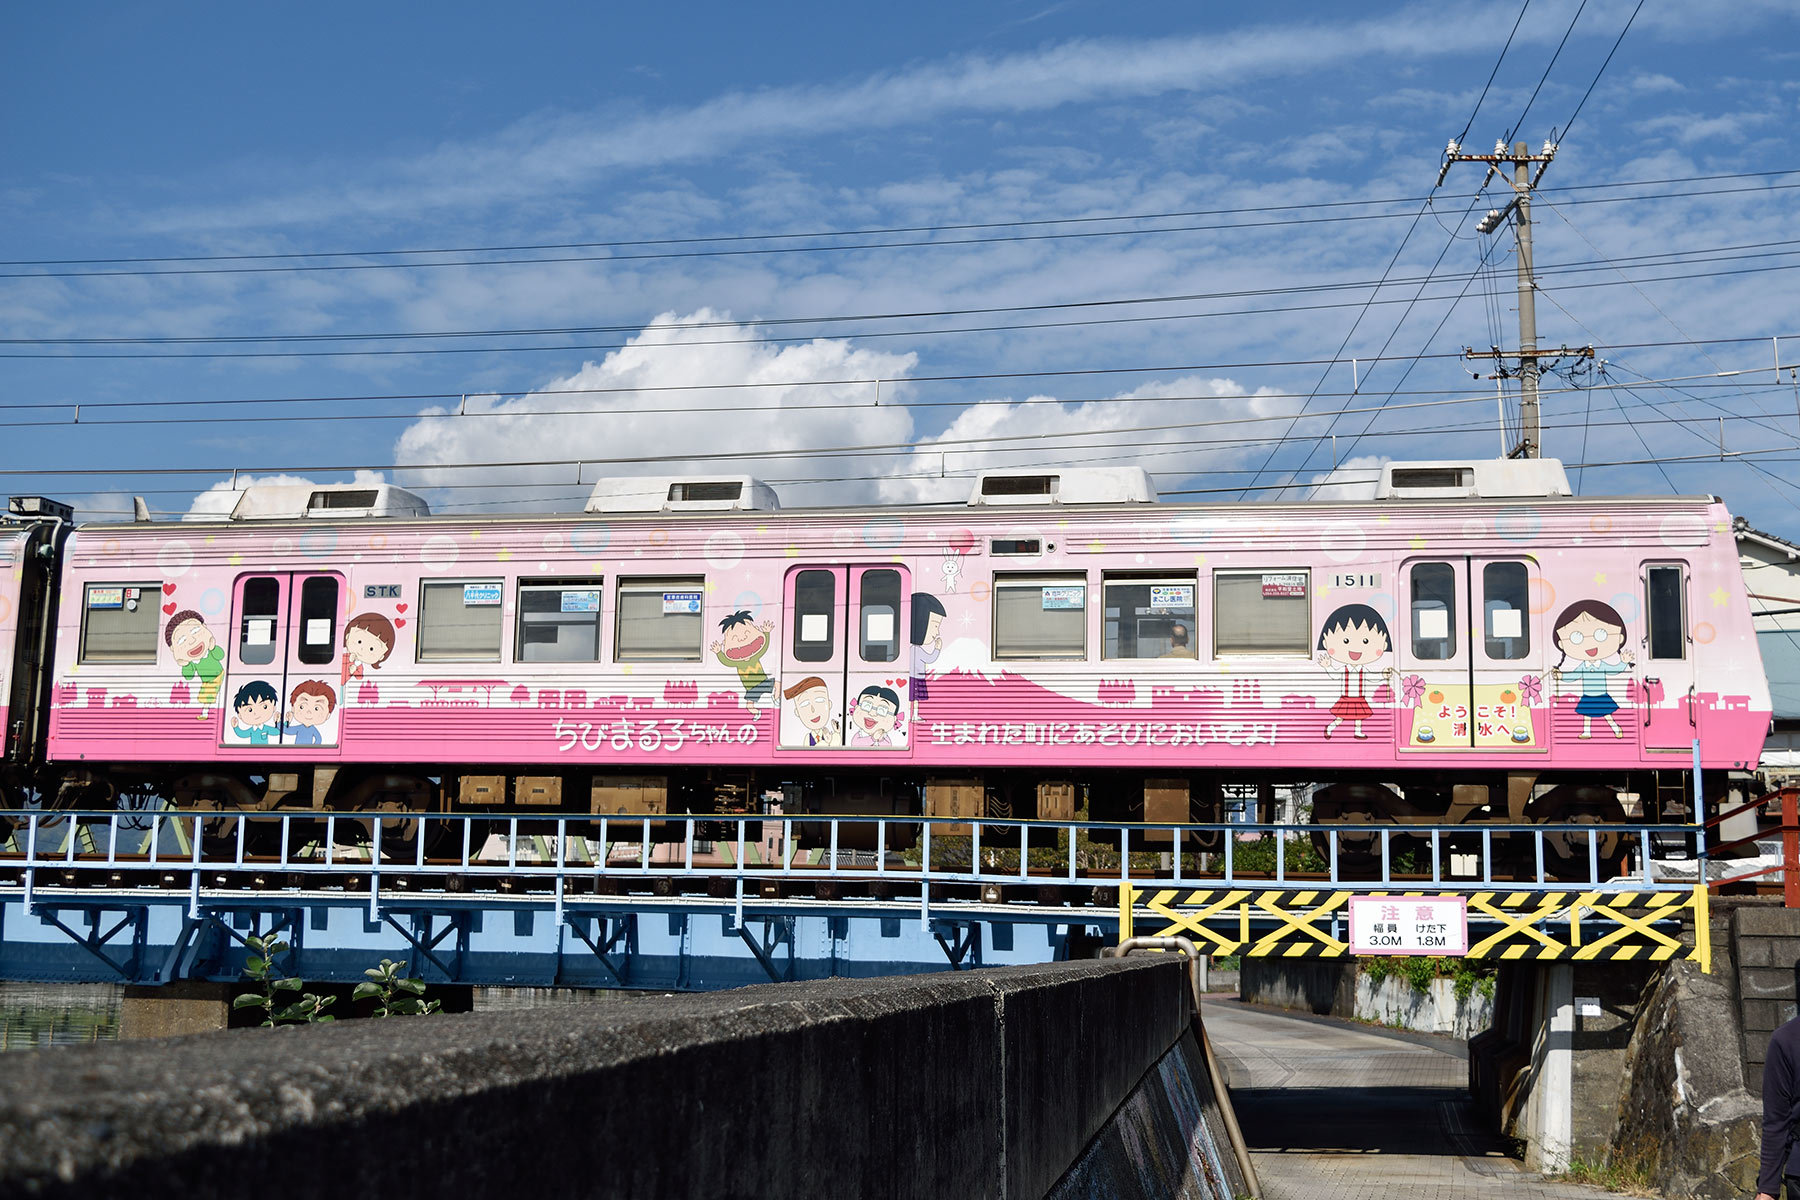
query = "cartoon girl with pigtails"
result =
(1316, 603, 1395, 740)
(1550, 599, 1634, 739)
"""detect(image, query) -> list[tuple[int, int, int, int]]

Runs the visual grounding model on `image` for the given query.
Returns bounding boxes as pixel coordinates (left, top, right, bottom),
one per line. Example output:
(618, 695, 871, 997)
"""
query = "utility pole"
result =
(1437, 138, 1557, 457)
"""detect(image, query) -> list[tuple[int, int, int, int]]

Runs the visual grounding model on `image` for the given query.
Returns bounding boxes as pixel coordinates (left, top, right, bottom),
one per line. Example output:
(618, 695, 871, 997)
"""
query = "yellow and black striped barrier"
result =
(1118, 882, 1710, 972)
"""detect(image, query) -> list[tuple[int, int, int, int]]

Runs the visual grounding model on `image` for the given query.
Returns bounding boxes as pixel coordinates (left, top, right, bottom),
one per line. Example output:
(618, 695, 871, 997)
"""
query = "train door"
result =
(777, 565, 911, 752)
(219, 571, 344, 750)
(1468, 558, 1546, 752)
(1396, 556, 1546, 752)
(1396, 558, 1471, 751)
(1639, 560, 1696, 753)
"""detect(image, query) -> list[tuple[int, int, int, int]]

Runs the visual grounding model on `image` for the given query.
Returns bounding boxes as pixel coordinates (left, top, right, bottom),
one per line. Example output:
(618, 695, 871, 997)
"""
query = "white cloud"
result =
(878, 375, 1295, 505)
(184, 470, 388, 517)
(1307, 455, 1388, 501)
(132, 2, 1636, 236)
(389, 312, 918, 511)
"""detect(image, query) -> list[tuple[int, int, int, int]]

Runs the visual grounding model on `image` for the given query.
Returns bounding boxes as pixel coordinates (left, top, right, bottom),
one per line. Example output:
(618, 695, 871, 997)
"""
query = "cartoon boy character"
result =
(165, 610, 225, 715)
(1316, 603, 1394, 741)
(910, 593, 946, 701)
(342, 613, 397, 686)
(285, 680, 337, 746)
(1551, 599, 1635, 739)
(230, 680, 283, 745)
(782, 676, 842, 747)
(712, 610, 776, 706)
(849, 685, 904, 747)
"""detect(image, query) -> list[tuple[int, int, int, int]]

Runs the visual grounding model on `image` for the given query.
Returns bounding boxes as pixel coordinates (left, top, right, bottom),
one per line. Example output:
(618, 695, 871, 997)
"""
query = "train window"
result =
(238, 576, 282, 666)
(1646, 565, 1687, 660)
(1481, 562, 1531, 660)
(417, 579, 504, 662)
(1409, 563, 1458, 660)
(616, 577, 705, 662)
(1104, 574, 1198, 659)
(993, 573, 1087, 659)
(1213, 570, 1309, 656)
(791, 570, 836, 664)
(859, 569, 902, 663)
(515, 578, 604, 663)
(79, 583, 161, 663)
(296, 577, 339, 666)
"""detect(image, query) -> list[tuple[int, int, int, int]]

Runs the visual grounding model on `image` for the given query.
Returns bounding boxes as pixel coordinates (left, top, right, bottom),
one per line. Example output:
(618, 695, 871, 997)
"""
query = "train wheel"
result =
(1309, 782, 1405, 877)
(1525, 784, 1628, 882)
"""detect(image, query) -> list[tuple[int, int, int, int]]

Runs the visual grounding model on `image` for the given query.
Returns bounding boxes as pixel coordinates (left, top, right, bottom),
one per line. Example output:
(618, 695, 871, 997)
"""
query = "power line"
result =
(6, 336, 1797, 424)
(1555, 0, 1645, 143)
(9, 380, 1796, 483)
(10, 243, 1800, 364)
(6, 176, 1799, 282)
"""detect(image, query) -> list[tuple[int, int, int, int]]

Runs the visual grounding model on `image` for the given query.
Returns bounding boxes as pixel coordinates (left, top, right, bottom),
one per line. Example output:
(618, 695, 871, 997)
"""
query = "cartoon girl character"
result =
(909, 592, 946, 701)
(1551, 599, 1635, 739)
(849, 685, 904, 746)
(1316, 604, 1393, 741)
(165, 610, 225, 715)
(342, 613, 397, 687)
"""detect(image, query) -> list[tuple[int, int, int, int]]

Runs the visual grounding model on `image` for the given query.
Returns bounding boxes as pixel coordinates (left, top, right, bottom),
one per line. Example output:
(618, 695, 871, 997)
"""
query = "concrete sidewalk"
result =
(1207, 999, 1613, 1199)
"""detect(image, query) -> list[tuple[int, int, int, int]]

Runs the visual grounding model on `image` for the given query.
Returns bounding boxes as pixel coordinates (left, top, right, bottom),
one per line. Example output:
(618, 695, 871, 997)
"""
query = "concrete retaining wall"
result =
(1353, 972, 1493, 1038)
(0, 957, 1189, 1200)
(1239, 958, 1494, 1037)
(1045, 1028, 1248, 1200)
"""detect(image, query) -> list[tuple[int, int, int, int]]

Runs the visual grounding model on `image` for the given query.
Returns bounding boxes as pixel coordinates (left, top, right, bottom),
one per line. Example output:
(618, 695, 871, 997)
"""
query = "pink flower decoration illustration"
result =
(1517, 675, 1543, 705)
(1399, 674, 1426, 708)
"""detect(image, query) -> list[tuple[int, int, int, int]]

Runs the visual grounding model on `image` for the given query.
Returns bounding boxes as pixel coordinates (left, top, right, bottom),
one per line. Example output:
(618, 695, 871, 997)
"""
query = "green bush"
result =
(1361, 955, 1497, 999)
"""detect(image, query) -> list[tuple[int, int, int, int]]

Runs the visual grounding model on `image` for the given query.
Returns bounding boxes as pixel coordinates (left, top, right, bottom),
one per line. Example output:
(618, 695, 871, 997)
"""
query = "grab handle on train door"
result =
(1642, 676, 1660, 727)
(1687, 684, 1697, 728)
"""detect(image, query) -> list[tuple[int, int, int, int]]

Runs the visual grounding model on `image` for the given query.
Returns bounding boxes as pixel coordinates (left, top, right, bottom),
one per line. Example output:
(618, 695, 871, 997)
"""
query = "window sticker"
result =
(1040, 585, 1086, 610)
(1417, 608, 1450, 640)
(304, 618, 332, 645)
(246, 618, 276, 646)
(800, 613, 829, 642)
(1261, 573, 1307, 598)
(663, 591, 703, 615)
(88, 587, 125, 609)
(559, 590, 600, 613)
(865, 612, 895, 642)
(462, 583, 503, 606)
(1490, 608, 1523, 639)
(1148, 584, 1193, 610)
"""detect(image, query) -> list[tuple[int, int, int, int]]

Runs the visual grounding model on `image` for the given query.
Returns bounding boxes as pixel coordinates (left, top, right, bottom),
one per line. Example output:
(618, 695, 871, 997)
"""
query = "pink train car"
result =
(5, 461, 1774, 849)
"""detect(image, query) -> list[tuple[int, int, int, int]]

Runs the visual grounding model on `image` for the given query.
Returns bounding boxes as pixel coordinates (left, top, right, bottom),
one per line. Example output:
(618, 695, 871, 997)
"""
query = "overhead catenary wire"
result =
(8, 236, 1800, 362)
(3, 175, 1797, 283)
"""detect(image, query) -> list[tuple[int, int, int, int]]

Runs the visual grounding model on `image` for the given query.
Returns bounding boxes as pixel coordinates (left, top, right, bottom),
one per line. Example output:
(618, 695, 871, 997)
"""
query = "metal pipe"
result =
(1111, 936, 1261, 1198)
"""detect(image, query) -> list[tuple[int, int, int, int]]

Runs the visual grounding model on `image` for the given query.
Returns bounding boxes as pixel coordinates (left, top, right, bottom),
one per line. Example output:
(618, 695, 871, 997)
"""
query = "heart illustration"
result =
(890, 678, 906, 688)
(161, 583, 177, 595)
(395, 603, 408, 613)
(161, 601, 177, 615)
(394, 618, 407, 628)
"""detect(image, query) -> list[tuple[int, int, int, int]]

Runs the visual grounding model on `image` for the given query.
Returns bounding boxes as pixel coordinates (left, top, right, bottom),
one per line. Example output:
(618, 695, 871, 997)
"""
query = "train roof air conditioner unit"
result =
(182, 482, 432, 522)
(1376, 459, 1571, 500)
(968, 467, 1156, 506)
(585, 475, 780, 514)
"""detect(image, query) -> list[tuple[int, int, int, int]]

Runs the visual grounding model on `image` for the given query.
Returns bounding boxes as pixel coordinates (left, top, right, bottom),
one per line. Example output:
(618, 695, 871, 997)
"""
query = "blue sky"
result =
(4, 1, 1800, 530)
